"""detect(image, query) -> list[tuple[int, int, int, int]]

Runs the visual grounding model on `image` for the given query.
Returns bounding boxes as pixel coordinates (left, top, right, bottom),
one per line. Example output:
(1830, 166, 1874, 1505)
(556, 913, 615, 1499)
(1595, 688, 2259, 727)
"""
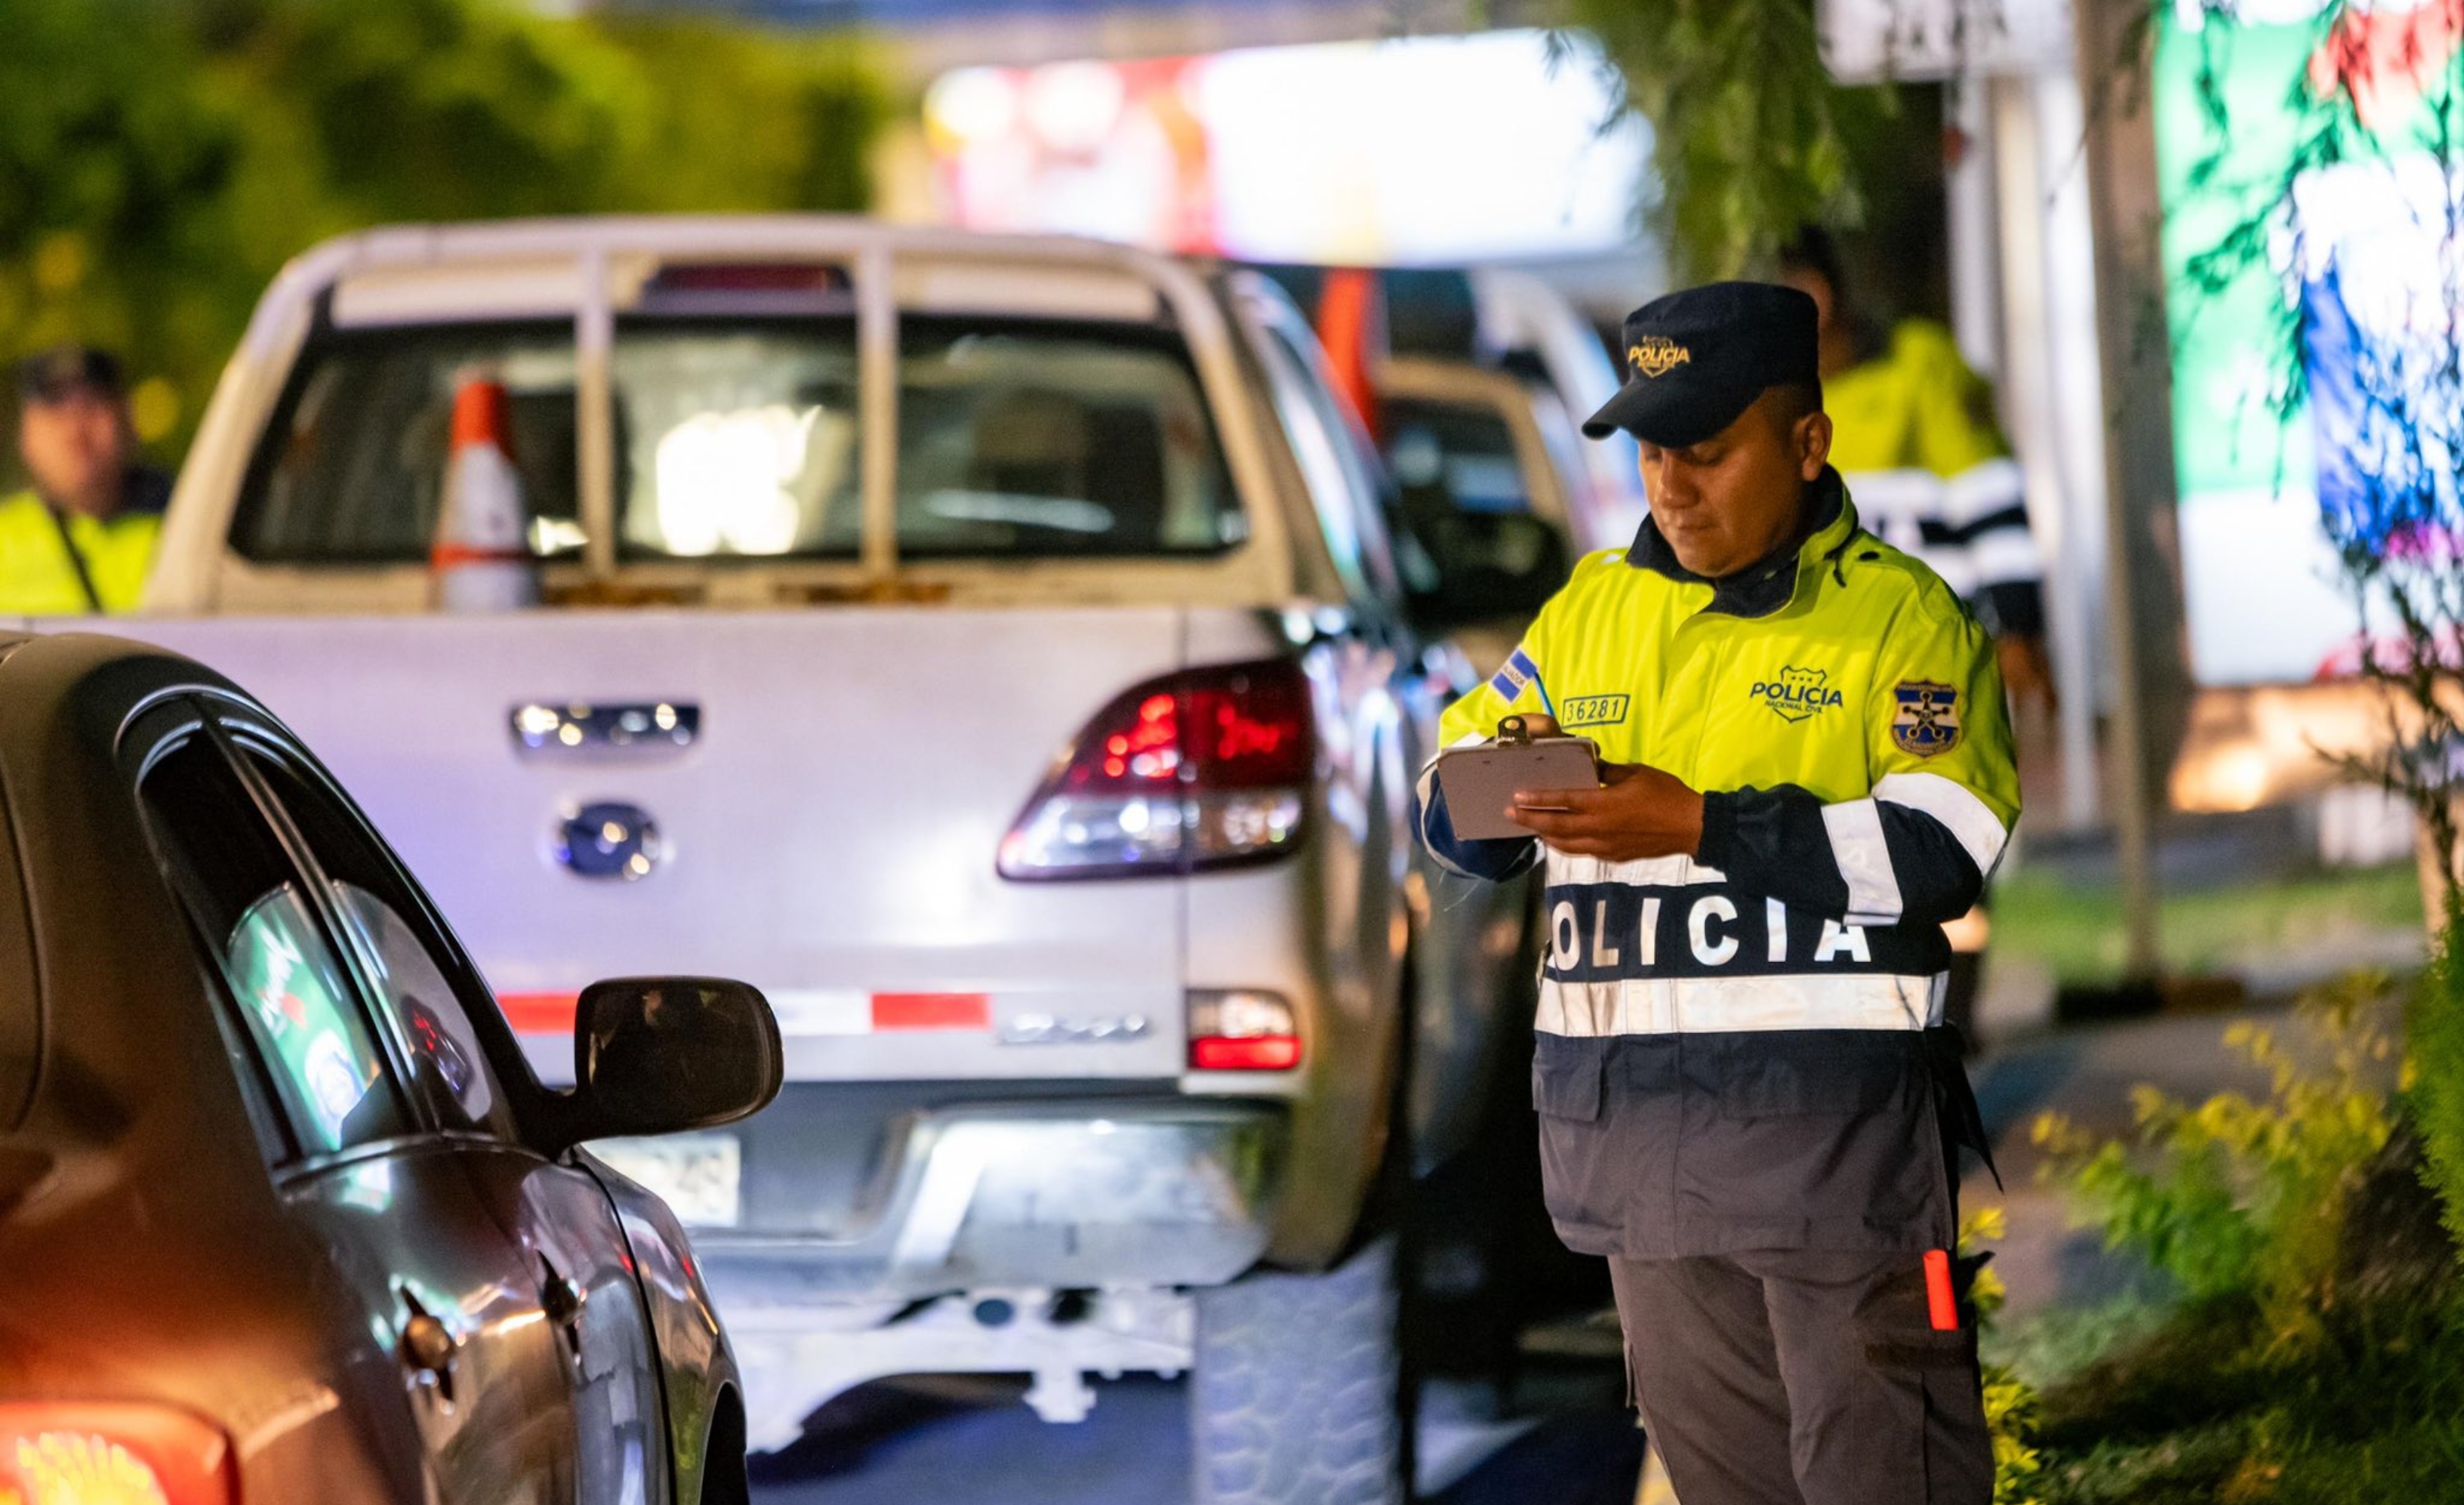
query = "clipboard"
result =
(1434, 715, 1601, 840)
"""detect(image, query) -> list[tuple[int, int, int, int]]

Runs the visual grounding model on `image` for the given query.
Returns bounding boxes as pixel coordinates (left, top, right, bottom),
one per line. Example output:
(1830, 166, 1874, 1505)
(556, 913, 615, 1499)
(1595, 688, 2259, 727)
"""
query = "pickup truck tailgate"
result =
(114, 607, 1190, 1082)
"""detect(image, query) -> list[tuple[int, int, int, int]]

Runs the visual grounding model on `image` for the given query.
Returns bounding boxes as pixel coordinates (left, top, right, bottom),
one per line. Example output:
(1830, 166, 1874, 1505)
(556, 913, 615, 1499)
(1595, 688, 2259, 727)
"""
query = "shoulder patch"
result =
(1890, 680, 1964, 758)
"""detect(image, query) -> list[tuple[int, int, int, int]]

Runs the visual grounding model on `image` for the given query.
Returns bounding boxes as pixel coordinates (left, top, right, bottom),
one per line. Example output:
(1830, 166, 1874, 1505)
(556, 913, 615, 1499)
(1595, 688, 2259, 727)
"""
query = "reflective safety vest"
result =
(1417, 470, 2016, 1258)
(1825, 319, 2043, 638)
(0, 489, 163, 615)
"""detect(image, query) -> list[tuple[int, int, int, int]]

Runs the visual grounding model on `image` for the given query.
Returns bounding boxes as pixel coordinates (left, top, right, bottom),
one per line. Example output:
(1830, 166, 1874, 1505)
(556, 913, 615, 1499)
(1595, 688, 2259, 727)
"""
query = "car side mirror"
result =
(559, 976, 781, 1148)
(1408, 511, 1572, 634)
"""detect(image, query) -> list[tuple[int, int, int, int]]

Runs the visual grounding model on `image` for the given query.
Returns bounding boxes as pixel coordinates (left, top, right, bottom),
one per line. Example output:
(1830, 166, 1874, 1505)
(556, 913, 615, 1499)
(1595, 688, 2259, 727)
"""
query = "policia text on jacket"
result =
(1416, 282, 2014, 1505)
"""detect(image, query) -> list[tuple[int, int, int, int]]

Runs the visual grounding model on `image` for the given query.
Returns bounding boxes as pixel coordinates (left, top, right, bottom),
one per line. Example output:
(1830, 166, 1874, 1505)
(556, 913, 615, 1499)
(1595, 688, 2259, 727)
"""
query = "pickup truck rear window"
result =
(612, 314, 1242, 560)
(231, 314, 1243, 566)
(232, 322, 584, 566)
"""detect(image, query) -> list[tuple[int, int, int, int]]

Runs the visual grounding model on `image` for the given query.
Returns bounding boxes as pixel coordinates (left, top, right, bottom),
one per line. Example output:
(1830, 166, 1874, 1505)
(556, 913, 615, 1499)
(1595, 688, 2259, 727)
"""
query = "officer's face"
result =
(18, 387, 133, 518)
(1637, 392, 1833, 578)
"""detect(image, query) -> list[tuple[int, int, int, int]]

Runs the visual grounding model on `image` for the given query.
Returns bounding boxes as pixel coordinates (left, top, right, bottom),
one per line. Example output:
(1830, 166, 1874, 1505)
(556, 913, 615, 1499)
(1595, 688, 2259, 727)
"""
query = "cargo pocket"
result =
(1861, 1328, 1994, 1504)
(1532, 1035, 1605, 1122)
(1530, 1035, 1620, 1242)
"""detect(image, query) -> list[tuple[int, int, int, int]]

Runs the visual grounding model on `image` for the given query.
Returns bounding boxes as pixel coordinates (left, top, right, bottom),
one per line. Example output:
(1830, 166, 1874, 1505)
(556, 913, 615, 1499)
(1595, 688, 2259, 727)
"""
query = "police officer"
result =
(1417, 282, 2013, 1504)
(1, 346, 170, 615)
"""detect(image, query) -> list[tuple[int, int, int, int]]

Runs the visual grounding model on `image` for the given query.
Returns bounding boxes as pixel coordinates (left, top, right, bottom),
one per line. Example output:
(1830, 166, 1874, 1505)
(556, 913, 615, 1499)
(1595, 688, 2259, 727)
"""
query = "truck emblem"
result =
(555, 801, 664, 880)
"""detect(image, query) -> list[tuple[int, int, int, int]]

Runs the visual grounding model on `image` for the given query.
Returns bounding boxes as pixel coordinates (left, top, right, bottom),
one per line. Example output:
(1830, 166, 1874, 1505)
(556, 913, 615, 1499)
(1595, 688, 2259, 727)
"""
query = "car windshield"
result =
(1384, 395, 1532, 518)
(230, 314, 1245, 566)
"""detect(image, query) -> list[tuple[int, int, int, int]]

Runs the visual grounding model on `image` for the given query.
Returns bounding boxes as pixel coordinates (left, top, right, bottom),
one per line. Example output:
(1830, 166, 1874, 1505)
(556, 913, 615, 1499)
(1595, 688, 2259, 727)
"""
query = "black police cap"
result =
(1582, 282, 1820, 447)
(17, 344, 125, 405)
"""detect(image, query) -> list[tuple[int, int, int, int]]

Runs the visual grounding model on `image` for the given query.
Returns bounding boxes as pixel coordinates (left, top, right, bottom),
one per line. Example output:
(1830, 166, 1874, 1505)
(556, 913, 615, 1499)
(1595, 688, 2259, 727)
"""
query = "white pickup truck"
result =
(62, 217, 1578, 1502)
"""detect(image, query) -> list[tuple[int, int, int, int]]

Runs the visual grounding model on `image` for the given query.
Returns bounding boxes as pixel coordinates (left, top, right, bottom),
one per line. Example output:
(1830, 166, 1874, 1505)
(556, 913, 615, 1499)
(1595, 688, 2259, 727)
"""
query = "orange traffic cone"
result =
(433, 378, 537, 612)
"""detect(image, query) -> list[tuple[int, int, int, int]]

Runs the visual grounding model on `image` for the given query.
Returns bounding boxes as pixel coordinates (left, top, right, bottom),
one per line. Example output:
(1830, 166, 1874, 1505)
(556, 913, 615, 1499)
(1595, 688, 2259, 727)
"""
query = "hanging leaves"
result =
(1558, 0, 1877, 278)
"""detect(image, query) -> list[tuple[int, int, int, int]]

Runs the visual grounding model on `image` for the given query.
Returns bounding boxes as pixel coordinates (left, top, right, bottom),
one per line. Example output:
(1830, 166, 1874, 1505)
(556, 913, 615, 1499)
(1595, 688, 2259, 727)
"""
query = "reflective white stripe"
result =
(1822, 797, 1903, 926)
(1536, 972, 1945, 1035)
(1543, 852, 1723, 887)
(1842, 469, 1942, 554)
(1967, 526, 2043, 587)
(1845, 468, 1948, 520)
(1942, 457, 2025, 527)
(1874, 772, 2011, 880)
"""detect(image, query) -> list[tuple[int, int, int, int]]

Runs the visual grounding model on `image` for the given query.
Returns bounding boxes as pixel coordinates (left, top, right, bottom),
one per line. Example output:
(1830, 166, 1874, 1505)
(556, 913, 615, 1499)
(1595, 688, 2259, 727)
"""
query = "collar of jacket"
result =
(1624, 467, 1857, 620)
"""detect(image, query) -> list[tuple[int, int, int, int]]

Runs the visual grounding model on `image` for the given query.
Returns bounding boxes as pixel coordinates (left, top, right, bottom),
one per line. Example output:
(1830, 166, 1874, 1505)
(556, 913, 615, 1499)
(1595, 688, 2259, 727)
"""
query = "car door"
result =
(1233, 276, 1529, 1173)
(130, 703, 595, 1505)
(215, 705, 673, 1505)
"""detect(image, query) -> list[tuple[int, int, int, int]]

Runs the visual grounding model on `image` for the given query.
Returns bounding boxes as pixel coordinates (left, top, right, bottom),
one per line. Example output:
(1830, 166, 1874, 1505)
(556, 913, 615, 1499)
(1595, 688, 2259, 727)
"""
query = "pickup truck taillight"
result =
(999, 659, 1314, 880)
(0, 1404, 234, 1505)
(1188, 989, 1303, 1071)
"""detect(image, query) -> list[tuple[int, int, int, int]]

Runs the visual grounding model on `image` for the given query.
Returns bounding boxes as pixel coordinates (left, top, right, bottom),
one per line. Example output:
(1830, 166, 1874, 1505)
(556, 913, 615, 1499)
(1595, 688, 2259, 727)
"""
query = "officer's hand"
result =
(1997, 634, 2057, 712)
(1509, 762, 1705, 862)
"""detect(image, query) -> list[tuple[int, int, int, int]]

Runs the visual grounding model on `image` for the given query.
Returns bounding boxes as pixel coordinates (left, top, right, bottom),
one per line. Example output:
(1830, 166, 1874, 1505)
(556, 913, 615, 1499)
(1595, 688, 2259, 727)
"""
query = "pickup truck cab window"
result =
(611, 313, 1243, 562)
(232, 322, 584, 565)
(138, 736, 413, 1157)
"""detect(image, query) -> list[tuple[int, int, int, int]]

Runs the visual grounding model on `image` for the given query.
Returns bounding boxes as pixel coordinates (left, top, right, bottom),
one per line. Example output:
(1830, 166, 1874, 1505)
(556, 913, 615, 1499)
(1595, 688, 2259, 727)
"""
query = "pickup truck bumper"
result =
(697, 1093, 1289, 1309)
(697, 1093, 1287, 1446)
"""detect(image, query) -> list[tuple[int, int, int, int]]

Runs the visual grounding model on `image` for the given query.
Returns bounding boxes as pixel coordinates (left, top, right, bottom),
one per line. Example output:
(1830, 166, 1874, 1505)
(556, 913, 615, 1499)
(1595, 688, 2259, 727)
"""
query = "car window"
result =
(609, 315, 1245, 562)
(1385, 396, 1533, 517)
(1250, 316, 1404, 609)
(239, 748, 519, 1140)
(1382, 393, 1557, 594)
(230, 322, 585, 565)
(139, 737, 412, 1156)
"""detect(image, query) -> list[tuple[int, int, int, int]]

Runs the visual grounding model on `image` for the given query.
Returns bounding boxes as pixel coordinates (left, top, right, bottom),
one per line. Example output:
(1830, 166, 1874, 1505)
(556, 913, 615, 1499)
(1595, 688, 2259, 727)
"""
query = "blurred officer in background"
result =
(1, 346, 170, 615)
(1418, 282, 2013, 1504)
(1776, 228, 2051, 705)
(1779, 228, 2048, 1041)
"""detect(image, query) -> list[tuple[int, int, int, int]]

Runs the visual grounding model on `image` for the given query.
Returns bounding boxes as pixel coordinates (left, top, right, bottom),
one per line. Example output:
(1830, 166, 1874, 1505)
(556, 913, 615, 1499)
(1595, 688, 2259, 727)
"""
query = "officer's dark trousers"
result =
(1609, 1248, 1994, 1505)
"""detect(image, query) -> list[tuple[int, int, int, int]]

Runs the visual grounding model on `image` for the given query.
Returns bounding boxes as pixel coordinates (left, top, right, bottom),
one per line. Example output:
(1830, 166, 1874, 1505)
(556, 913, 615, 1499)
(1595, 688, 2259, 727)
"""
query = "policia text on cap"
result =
(1417, 282, 2014, 1505)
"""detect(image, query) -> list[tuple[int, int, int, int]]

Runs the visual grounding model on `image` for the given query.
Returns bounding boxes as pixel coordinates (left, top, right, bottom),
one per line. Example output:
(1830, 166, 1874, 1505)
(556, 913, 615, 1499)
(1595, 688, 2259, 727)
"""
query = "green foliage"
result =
(2033, 973, 2404, 1347)
(1963, 1204, 2051, 1504)
(2406, 938, 2464, 1252)
(2016, 965, 2464, 1499)
(1558, 0, 1873, 279)
(0, 0, 886, 455)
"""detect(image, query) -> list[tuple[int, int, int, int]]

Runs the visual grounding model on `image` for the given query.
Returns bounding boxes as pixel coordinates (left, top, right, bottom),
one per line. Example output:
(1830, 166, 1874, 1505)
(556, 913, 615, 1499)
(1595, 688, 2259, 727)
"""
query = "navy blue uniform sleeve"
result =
(1699, 785, 1987, 927)
(1414, 769, 1540, 883)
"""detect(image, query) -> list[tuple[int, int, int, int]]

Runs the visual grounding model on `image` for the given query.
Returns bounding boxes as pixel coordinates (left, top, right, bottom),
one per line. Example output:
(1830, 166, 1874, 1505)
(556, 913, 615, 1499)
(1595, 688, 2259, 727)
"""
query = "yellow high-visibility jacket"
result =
(1416, 470, 2016, 1257)
(1825, 319, 2043, 637)
(0, 489, 162, 615)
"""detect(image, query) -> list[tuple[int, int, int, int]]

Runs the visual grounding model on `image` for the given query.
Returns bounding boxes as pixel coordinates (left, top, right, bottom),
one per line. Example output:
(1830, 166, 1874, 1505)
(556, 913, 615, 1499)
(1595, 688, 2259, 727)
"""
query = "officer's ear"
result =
(1793, 409, 1833, 483)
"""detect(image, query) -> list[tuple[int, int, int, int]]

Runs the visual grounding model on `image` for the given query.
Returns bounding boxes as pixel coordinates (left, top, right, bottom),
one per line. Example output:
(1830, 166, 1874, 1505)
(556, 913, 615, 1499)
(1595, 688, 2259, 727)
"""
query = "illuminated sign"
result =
(922, 31, 1652, 265)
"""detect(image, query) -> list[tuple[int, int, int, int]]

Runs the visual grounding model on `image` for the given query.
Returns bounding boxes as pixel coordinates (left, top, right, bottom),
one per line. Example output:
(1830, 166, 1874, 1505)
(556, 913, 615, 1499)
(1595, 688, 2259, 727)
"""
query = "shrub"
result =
(2407, 937, 2464, 1255)
(2031, 973, 2404, 1351)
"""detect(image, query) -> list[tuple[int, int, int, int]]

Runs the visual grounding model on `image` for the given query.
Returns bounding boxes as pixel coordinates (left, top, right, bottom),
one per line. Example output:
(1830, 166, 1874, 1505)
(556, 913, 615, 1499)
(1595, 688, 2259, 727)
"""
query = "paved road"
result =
(750, 1368, 1647, 1504)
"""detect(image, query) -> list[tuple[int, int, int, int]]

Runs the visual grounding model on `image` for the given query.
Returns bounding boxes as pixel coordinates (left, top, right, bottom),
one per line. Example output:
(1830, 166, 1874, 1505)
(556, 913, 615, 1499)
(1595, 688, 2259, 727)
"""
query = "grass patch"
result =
(1992, 862, 2423, 989)
(2027, 1296, 2464, 1504)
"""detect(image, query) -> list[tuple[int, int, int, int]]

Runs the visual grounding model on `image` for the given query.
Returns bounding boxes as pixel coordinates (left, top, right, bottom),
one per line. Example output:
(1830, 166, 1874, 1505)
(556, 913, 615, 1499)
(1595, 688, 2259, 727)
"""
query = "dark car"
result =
(0, 631, 781, 1504)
